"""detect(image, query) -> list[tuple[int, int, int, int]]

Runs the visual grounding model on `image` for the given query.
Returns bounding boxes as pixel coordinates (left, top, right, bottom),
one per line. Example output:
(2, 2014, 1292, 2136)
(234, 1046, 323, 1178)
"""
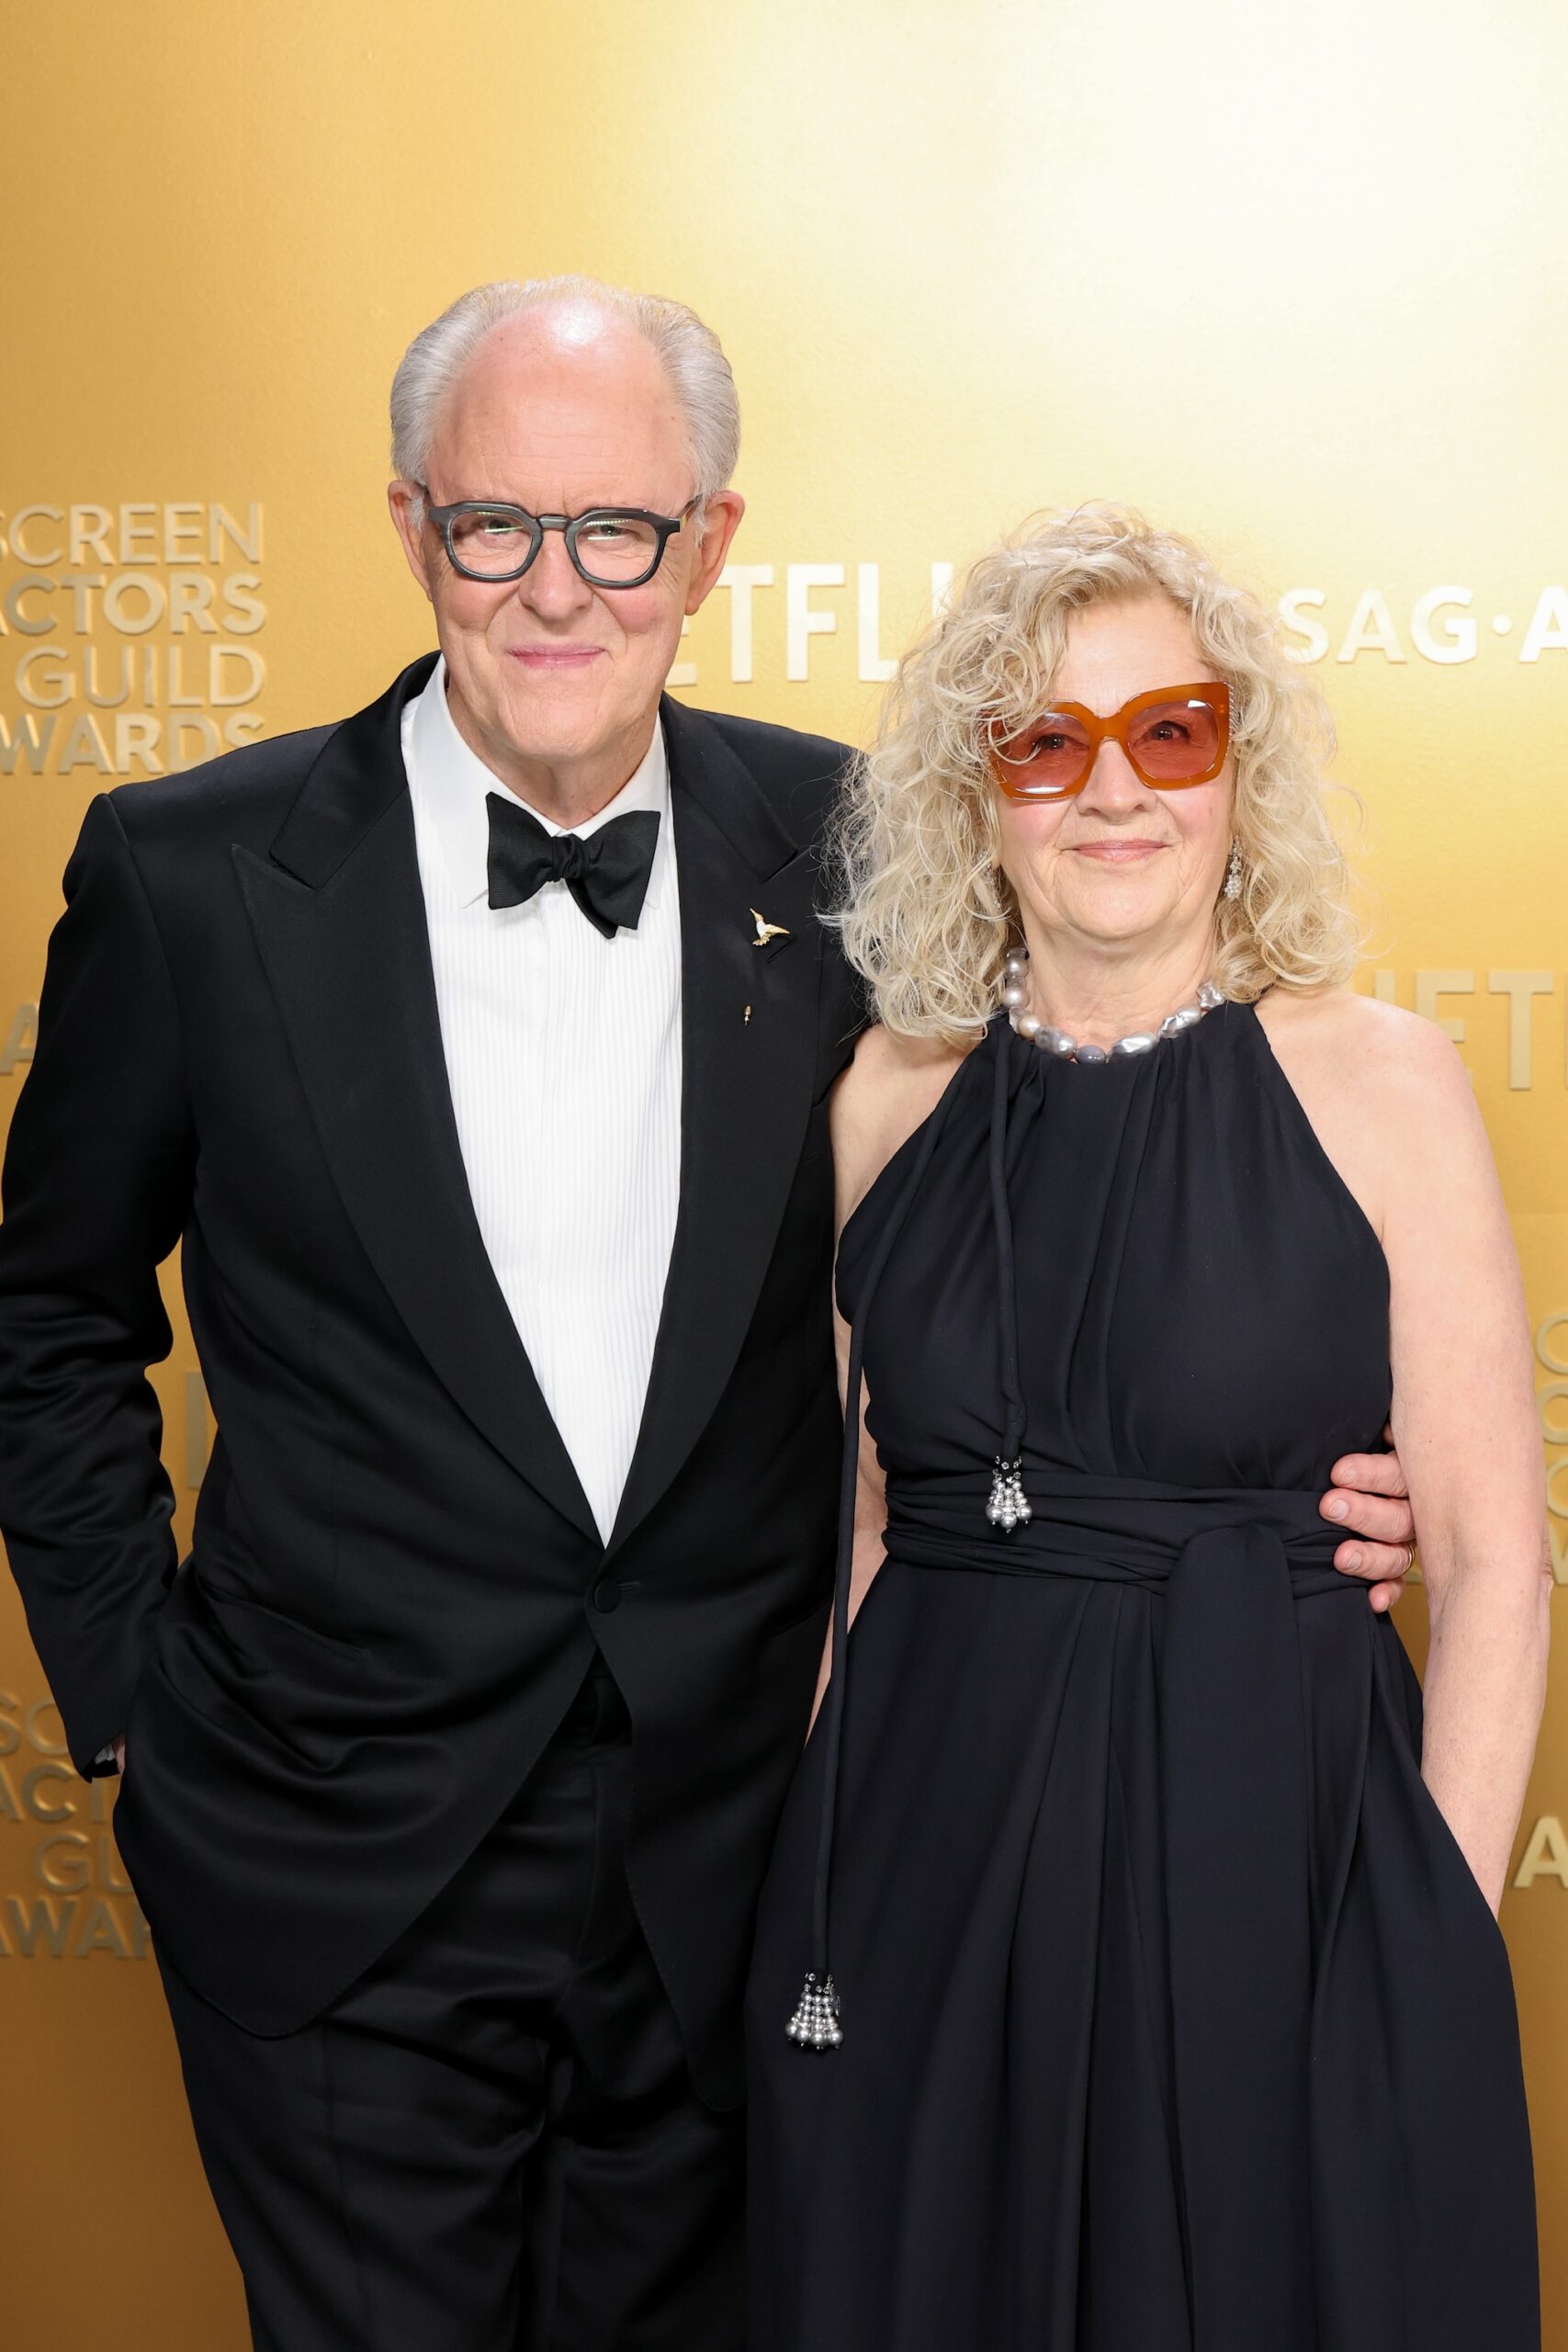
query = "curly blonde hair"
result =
(834, 503, 1359, 1044)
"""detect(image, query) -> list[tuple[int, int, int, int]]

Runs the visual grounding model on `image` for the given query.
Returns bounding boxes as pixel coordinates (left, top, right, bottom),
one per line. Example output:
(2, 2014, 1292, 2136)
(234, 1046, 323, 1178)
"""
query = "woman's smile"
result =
(1065, 837, 1168, 864)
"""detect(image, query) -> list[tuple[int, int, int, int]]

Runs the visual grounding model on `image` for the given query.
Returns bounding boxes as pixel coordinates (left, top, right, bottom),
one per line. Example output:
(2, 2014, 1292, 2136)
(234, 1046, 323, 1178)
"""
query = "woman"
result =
(745, 505, 1546, 2350)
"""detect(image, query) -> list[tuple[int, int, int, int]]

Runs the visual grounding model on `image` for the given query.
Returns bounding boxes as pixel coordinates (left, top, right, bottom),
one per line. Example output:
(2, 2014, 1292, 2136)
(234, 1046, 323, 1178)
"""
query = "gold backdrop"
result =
(3, 2, 1565, 2342)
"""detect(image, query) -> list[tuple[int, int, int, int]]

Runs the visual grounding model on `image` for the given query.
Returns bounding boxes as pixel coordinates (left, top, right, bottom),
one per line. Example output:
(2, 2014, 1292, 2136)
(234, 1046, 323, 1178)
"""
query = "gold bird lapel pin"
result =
(750, 907, 792, 947)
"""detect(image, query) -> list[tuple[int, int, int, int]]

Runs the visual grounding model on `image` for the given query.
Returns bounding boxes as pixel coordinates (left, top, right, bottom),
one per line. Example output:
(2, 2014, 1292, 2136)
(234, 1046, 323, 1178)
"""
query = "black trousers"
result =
(158, 1659, 746, 2351)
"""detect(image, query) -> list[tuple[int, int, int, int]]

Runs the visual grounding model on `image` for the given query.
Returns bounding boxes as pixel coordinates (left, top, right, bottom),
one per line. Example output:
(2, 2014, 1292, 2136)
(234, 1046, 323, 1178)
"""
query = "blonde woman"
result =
(745, 506, 1545, 2351)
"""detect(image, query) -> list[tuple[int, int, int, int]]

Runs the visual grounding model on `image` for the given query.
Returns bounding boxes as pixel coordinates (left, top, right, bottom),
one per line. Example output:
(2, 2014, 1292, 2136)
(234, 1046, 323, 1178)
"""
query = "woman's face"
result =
(992, 594, 1235, 961)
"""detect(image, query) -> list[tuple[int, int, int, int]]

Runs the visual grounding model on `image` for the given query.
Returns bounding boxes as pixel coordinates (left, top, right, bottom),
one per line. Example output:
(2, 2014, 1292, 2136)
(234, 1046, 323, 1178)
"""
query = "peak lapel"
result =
(607, 700, 828, 1554)
(237, 657, 599, 1545)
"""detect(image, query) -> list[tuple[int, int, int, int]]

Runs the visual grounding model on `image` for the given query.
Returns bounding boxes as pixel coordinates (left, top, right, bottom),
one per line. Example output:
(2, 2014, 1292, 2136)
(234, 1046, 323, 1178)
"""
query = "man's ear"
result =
(684, 490, 746, 616)
(389, 481, 436, 603)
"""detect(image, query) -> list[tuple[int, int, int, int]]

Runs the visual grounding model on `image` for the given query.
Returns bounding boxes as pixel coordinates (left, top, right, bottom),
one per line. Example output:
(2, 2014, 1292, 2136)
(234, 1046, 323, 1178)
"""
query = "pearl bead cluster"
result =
(785, 1971, 843, 2051)
(1000, 947, 1224, 1063)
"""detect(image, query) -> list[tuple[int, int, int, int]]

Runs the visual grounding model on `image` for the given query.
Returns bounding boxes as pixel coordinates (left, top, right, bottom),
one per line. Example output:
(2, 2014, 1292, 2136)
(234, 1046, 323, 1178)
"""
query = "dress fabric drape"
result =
(745, 1003, 1537, 2352)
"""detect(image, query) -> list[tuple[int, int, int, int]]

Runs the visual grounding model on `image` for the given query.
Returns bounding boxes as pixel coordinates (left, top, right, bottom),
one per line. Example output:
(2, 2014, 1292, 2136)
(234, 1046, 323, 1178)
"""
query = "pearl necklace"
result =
(1000, 947, 1224, 1062)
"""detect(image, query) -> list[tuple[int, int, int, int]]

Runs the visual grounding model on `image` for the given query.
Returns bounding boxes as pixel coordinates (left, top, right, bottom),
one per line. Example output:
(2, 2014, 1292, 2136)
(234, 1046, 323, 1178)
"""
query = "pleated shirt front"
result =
(402, 660, 682, 1544)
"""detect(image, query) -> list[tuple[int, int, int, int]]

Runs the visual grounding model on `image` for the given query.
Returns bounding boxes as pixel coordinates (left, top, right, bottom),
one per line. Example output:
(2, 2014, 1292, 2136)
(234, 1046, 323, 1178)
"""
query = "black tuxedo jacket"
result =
(0, 655, 862, 2104)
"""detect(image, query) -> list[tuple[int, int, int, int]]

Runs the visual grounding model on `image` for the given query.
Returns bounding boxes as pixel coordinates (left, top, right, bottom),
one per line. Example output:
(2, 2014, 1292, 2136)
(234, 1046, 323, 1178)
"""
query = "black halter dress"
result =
(745, 1001, 1537, 2352)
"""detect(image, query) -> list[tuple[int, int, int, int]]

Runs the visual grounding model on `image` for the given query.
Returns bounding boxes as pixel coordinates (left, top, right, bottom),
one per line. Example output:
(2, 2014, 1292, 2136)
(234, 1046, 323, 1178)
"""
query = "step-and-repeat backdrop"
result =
(3, 1, 1565, 2343)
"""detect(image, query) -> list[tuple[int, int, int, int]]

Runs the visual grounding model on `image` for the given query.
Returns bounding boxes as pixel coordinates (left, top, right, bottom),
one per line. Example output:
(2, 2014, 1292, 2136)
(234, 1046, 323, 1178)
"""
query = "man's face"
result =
(389, 305, 742, 803)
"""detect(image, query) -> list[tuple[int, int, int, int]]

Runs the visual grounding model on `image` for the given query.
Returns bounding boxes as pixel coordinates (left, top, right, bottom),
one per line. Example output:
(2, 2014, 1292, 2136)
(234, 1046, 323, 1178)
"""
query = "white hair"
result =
(389, 275, 740, 535)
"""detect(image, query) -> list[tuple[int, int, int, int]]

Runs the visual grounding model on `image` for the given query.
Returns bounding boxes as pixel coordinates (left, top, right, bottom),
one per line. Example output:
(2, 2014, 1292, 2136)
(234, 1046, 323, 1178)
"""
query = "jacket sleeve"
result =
(0, 793, 196, 1773)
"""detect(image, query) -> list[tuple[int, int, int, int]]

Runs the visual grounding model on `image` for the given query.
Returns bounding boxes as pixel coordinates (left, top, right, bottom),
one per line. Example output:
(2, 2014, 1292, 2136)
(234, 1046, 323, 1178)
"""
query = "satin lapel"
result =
(607, 698, 827, 1555)
(236, 658, 599, 1544)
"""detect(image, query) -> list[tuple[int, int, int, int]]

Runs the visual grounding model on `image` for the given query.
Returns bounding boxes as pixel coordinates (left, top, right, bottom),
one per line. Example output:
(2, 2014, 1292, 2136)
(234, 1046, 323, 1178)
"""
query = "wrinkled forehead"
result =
(426, 311, 692, 506)
(1045, 594, 1211, 713)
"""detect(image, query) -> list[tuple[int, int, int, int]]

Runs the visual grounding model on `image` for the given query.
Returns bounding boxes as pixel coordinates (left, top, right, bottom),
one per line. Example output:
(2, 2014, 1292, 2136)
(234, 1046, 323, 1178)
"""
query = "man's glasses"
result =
(419, 489, 698, 589)
(990, 682, 1232, 799)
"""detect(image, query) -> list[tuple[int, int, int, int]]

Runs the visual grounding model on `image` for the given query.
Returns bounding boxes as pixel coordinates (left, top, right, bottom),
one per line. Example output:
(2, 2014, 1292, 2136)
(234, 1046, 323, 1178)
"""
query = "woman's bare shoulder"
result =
(830, 1024, 973, 1227)
(1255, 984, 1471, 1105)
(1253, 984, 1485, 1240)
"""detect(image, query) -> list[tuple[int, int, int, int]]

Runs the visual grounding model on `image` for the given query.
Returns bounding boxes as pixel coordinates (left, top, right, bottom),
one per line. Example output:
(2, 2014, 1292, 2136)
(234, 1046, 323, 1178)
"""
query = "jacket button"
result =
(592, 1577, 622, 1614)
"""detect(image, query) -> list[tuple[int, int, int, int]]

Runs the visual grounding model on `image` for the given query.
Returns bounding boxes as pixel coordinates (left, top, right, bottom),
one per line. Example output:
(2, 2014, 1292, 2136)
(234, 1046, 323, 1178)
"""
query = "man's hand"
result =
(1321, 1426, 1416, 1612)
(112, 1735, 126, 1776)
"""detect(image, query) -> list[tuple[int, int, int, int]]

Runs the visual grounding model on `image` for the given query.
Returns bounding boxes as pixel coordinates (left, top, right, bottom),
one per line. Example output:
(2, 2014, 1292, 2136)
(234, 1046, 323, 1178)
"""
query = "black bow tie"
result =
(485, 794, 660, 939)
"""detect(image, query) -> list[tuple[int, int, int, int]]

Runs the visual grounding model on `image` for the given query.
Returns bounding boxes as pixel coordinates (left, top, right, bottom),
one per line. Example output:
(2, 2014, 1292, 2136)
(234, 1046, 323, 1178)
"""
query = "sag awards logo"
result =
(1276, 585, 1568, 668)
(0, 1694, 148, 1960)
(1495, 1312, 1568, 1894)
(0, 1380, 209, 1962)
(0, 501, 265, 777)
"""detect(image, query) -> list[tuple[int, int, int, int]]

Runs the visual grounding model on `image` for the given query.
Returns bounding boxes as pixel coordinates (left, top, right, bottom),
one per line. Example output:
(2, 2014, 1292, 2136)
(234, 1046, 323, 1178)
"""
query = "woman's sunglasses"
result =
(990, 682, 1231, 800)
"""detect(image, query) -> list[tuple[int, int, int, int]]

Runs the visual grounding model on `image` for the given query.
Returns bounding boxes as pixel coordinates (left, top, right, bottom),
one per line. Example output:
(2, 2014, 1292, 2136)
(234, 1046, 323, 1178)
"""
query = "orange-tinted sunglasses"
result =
(990, 681, 1231, 800)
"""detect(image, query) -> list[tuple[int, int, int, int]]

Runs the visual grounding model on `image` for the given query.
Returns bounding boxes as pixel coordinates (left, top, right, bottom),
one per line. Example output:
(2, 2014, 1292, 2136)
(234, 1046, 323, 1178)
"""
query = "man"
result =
(0, 276, 1418, 2349)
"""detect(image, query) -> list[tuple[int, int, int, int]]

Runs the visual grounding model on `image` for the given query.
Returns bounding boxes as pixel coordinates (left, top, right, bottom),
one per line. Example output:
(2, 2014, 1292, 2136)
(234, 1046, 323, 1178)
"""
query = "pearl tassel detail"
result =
(786, 1971, 843, 2051)
(987, 1456, 1032, 1532)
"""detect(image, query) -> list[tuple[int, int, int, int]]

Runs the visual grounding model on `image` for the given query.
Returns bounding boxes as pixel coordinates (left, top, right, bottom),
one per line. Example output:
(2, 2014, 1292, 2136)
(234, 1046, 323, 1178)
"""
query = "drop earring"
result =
(1223, 842, 1243, 901)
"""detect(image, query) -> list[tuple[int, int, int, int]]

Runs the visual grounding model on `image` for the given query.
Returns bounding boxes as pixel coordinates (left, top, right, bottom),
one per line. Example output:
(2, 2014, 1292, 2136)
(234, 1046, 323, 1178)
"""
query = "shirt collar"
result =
(406, 655, 671, 911)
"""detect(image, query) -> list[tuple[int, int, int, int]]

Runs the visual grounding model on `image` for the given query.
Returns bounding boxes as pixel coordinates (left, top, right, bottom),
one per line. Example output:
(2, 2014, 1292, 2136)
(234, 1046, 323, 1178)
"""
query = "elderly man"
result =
(0, 277, 1418, 2350)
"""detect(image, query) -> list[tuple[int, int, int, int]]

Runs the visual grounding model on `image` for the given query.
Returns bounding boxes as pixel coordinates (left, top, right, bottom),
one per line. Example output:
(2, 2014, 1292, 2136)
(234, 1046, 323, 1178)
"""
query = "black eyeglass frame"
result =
(418, 487, 698, 589)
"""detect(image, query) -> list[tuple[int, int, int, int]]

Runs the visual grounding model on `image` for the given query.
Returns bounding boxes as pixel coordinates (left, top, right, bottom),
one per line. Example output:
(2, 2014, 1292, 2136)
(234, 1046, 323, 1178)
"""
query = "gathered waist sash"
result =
(884, 1466, 1355, 1600)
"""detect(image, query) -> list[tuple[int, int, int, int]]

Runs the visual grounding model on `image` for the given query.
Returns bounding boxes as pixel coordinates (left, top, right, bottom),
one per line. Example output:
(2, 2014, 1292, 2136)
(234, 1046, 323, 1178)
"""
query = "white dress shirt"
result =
(402, 660, 682, 1543)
